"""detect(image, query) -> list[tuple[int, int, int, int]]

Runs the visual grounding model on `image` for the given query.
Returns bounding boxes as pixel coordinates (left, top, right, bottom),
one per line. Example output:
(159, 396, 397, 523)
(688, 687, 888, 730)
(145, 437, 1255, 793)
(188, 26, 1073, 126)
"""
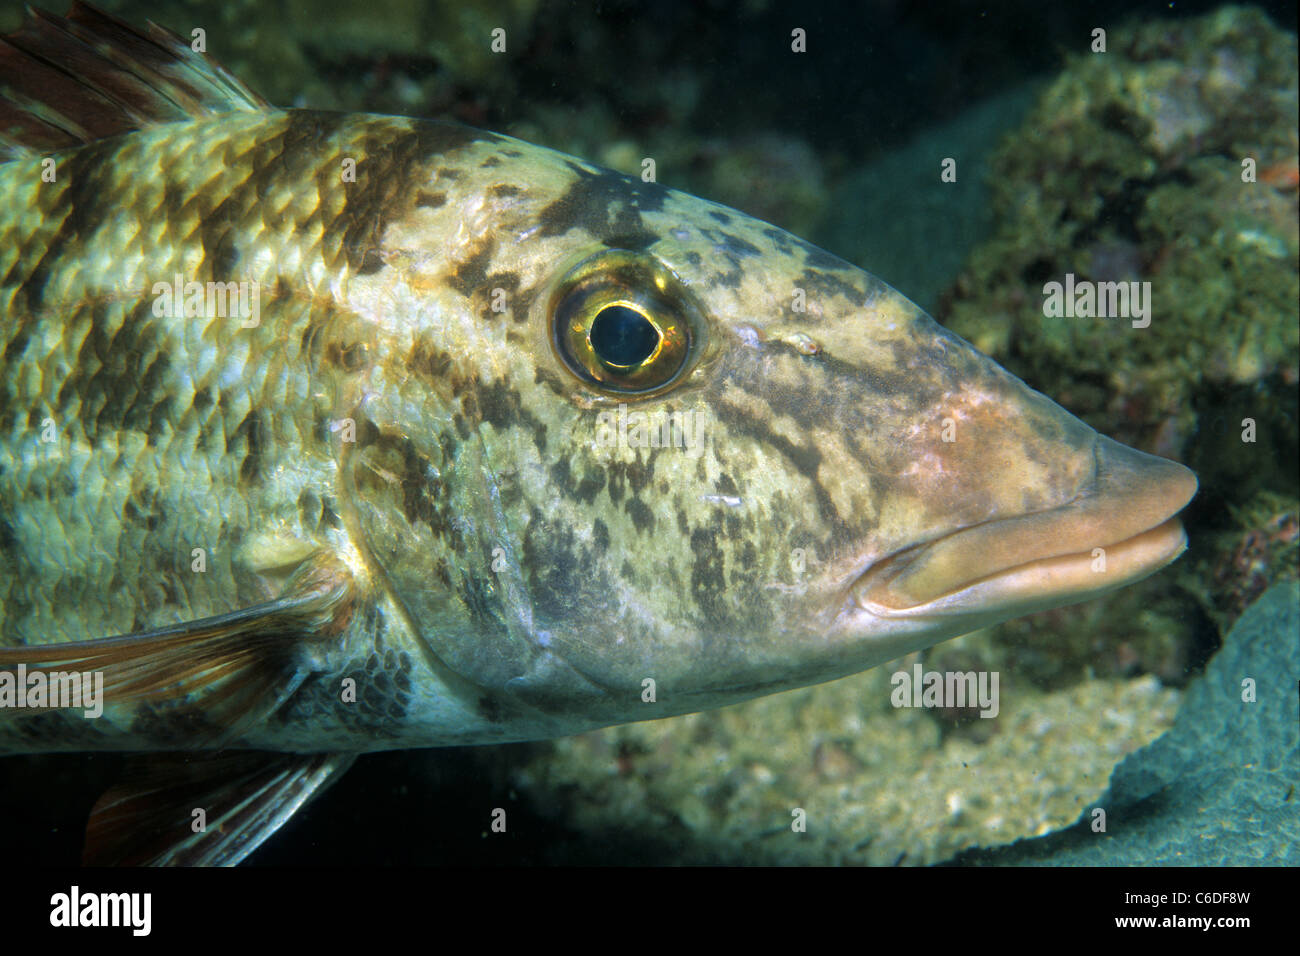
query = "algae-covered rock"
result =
(1208, 490, 1299, 625)
(953, 581, 1299, 865)
(940, 6, 1297, 466)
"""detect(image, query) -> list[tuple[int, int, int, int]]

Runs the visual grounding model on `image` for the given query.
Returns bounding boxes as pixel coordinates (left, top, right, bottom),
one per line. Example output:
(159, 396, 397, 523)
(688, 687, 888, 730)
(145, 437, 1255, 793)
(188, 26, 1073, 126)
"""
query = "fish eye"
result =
(550, 250, 700, 395)
(590, 304, 659, 368)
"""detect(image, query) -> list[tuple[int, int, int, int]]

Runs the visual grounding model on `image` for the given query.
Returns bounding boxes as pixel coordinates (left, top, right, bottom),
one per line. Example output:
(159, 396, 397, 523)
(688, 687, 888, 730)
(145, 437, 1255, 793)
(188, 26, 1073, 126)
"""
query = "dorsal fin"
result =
(0, 0, 270, 161)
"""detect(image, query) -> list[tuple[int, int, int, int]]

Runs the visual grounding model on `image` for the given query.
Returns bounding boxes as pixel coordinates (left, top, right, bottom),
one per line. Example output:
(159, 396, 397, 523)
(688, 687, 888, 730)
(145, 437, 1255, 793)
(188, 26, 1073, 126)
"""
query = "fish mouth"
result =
(849, 436, 1198, 619)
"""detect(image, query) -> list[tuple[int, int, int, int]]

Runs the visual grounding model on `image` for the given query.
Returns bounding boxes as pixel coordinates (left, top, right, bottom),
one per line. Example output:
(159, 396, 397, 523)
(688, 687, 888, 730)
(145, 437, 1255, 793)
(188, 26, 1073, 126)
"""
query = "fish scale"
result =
(0, 2, 1195, 864)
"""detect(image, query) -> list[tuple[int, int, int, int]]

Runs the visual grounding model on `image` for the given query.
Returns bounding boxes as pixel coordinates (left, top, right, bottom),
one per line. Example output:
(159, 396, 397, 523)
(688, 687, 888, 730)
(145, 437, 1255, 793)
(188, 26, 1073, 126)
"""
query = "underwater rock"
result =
(818, 84, 1038, 313)
(1209, 491, 1299, 625)
(951, 581, 1299, 865)
(940, 5, 1297, 460)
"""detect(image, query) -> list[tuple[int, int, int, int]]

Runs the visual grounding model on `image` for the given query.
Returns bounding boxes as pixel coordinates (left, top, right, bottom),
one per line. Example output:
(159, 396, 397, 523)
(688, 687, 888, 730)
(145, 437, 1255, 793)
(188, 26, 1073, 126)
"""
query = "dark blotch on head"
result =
(521, 506, 594, 621)
(479, 271, 523, 323)
(797, 267, 865, 306)
(550, 458, 572, 494)
(625, 496, 654, 533)
(602, 231, 659, 251)
(448, 239, 497, 296)
(763, 227, 794, 255)
(689, 526, 727, 622)
(360, 428, 455, 545)
(796, 238, 849, 271)
(702, 227, 761, 259)
(575, 466, 606, 503)
(714, 395, 840, 528)
(409, 338, 475, 398)
(712, 266, 743, 290)
(416, 190, 447, 209)
(473, 379, 548, 452)
(320, 114, 498, 276)
(538, 161, 668, 242)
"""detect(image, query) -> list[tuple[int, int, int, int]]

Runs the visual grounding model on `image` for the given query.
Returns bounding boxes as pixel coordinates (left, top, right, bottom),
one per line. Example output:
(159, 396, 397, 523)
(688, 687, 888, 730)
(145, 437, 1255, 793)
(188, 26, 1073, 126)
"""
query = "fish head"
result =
(343, 125, 1196, 734)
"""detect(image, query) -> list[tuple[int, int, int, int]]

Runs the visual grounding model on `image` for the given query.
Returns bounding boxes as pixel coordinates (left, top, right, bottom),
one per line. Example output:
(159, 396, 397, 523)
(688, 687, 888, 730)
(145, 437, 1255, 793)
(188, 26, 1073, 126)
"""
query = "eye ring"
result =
(549, 250, 701, 395)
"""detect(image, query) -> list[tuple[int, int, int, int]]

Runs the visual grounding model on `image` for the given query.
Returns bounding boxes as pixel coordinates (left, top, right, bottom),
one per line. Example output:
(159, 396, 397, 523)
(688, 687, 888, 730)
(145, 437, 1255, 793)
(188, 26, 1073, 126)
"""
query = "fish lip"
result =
(849, 515, 1188, 619)
(845, 438, 1198, 619)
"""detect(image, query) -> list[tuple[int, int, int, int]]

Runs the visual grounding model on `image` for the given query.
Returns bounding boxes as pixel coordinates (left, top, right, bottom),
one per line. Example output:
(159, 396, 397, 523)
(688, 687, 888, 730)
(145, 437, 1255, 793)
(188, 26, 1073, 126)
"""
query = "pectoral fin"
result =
(0, 549, 357, 745)
(83, 751, 356, 866)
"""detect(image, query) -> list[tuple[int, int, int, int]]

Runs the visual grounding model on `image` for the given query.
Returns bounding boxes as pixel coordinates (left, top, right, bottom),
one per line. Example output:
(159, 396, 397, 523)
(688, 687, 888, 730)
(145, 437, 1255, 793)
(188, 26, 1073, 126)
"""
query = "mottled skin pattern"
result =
(0, 107, 1183, 755)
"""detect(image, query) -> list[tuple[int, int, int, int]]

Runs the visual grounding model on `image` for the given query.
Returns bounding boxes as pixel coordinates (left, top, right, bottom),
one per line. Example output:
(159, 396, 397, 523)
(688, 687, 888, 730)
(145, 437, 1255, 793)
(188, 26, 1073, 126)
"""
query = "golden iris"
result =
(550, 251, 698, 394)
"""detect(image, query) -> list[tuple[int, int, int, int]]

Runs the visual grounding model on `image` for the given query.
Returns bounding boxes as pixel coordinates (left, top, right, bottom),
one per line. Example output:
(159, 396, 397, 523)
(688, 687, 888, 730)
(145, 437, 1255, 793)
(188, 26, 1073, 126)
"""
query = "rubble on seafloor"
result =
(513, 663, 1179, 865)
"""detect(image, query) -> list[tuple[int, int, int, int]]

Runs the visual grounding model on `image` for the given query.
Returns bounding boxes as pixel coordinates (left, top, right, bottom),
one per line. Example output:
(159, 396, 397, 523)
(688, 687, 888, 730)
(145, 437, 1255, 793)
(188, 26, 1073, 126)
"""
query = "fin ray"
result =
(0, 550, 358, 745)
(0, 0, 270, 160)
(83, 751, 357, 866)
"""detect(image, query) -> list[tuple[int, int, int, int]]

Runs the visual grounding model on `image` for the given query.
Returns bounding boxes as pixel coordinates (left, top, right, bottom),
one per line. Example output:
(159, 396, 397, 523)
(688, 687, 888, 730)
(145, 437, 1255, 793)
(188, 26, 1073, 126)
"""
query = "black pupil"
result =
(590, 305, 659, 367)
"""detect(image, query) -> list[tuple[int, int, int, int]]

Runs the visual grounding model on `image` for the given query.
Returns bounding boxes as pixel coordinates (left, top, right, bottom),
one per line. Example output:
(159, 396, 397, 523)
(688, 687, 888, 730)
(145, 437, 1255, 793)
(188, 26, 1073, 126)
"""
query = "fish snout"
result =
(854, 433, 1197, 618)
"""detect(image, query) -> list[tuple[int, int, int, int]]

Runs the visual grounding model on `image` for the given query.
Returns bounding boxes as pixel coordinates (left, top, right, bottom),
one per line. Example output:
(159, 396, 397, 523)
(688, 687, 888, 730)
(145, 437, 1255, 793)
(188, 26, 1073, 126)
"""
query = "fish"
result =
(0, 2, 1197, 865)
